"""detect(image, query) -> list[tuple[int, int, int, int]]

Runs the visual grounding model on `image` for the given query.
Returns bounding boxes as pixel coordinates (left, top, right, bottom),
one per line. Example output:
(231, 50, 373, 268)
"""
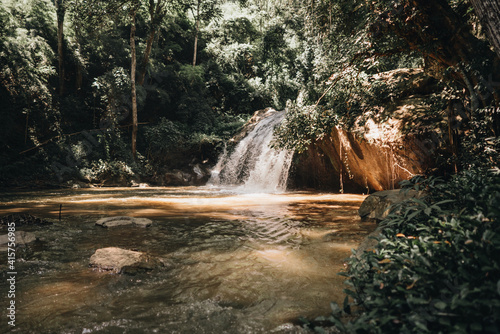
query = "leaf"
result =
(378, 258, 391, 264)
(434, 300, 447, 310)
(313, 326, 327, 334)
(343, 296, 351, 314)
(396, 233, 406, 238)
(409, 297, 429, 305)
(407, 210, 420, 220)
(406, 279, 418, 290)
(470, 323, 483, 332)
(414, 321, 428, 331)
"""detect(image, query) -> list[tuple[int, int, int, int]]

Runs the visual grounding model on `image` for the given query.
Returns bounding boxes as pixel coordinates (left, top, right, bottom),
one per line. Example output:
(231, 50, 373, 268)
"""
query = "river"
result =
(0, 186, 375, 333)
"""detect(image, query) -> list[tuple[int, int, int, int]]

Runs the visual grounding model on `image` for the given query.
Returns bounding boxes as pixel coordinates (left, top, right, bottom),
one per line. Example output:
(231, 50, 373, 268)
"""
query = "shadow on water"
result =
(0, 187, 376, 333)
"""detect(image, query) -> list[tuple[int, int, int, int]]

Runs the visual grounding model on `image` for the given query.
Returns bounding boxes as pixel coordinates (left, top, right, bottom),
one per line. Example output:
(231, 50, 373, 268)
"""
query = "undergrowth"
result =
(304, 170, 500, 333)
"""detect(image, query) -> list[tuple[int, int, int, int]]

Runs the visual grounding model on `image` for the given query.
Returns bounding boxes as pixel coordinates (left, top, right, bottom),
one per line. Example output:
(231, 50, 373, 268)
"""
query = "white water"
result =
(209, 111, 293, 193)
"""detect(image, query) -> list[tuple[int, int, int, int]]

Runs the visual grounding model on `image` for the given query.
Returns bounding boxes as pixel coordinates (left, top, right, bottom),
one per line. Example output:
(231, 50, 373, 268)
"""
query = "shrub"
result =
(307, 171, 500, 333)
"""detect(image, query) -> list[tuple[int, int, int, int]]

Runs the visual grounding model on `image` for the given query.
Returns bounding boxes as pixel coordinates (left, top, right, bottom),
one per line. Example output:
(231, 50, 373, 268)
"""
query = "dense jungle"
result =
(1, 0, 499, 333)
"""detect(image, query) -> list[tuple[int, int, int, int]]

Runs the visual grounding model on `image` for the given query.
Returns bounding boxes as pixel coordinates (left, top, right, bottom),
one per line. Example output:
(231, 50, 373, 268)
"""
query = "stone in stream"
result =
(89, 247, 162, 274)
(358, 189, 422, 221)
(95, 216, 152, 228)
(0, 231, 37, 251)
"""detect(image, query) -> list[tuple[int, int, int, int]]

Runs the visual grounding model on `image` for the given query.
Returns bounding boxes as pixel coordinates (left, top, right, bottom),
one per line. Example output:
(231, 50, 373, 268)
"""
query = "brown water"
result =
(0, 187, 375, 333)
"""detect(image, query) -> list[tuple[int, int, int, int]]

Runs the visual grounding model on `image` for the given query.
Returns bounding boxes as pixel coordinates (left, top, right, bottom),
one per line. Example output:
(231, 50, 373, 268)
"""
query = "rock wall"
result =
(289, 125, 431, 193)
(288, 68, 438, 193)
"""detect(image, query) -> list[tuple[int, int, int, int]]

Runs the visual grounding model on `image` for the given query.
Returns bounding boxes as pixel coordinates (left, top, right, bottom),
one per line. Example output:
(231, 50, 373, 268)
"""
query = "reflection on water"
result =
(0, 187, 375, 333)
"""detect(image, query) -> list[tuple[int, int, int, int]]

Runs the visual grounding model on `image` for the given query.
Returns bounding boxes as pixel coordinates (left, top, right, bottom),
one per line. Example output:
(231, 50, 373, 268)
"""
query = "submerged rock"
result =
(358, 189, 422, 220)
(89, 247, 162, 274)
(95, 216, 152, 228)
(0, 231, 37, 251)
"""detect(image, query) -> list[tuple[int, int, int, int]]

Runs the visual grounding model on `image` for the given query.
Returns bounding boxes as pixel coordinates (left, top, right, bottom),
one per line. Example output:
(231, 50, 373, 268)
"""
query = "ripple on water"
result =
(0, 187, 375, 333)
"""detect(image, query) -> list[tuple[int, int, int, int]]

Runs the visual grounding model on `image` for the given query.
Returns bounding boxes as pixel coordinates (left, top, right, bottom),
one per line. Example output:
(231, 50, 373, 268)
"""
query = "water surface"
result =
(0, 187, 375, 333)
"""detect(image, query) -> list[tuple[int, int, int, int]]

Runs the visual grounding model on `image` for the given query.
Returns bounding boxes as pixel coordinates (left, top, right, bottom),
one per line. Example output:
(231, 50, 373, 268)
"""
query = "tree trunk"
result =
(193, 0, 200, 67)
(137, 28, 156, 86)
(469, 0, 500, 59)
(55, 0, 65, 96)
(76, 60, 83, 92)
(137, 0, 165, 86)
(130, 8, 138, 159)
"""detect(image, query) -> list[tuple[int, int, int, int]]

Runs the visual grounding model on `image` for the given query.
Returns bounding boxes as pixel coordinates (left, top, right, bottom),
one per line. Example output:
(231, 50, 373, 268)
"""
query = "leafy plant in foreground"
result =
(307, 171, 500, 333)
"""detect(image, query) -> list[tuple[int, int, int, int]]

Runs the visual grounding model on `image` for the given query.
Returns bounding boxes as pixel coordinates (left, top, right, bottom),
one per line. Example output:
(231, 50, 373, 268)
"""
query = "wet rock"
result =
(0, 231, 37, 251)
(95, 216, 152, 228)
(131, 181, 150, 187)
(358, 189, 422, 220)
(89, 247, 162, 274)
(67, 180, 91, 189)
(230, 107, 278, 144)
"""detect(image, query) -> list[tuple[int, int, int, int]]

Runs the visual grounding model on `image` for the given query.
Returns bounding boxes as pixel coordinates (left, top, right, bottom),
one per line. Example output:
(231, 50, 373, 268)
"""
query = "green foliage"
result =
(310, 171, 500, 333)
(272, 103, 339, 153)
(143, 117, 184, 158)
(1, 0, 498, 188)
(80, 159, 135, 183)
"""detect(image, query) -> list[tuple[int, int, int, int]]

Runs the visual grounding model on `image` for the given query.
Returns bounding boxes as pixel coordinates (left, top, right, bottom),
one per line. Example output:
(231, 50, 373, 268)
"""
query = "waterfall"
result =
(209, 110, 293, 193)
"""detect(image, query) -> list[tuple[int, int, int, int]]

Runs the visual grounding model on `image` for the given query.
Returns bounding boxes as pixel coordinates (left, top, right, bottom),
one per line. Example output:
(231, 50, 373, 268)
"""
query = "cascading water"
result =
(209, 110, 293, 193)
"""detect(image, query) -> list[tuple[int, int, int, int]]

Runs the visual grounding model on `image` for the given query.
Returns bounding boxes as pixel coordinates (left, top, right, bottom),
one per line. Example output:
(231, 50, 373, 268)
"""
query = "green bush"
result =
(80, 159, 135, 183)
(307, 171, 500, 333)
(143, 117, 184, 159)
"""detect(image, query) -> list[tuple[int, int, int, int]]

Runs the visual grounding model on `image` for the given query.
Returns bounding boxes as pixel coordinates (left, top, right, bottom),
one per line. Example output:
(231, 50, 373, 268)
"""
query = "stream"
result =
(0, 186, 375, 333)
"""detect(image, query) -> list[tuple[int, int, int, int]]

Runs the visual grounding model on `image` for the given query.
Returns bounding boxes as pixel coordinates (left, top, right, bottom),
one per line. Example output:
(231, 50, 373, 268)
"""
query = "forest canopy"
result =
(0, 0, 499, 187)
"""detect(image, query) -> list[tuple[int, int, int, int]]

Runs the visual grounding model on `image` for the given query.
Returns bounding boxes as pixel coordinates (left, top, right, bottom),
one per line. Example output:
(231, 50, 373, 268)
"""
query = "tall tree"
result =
(130, 1, 138, 159)
(187, 0, 221, 66)
(192, 0, 201, 66)
(54, 0, 66, 95)
(74, 0, 172, 156)
(137, 0, 169, 85)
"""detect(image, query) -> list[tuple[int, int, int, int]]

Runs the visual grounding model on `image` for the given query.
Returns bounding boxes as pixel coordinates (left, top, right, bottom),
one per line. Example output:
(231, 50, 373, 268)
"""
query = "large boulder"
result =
(95, 216, 152, 228)
(89, 247, 162, 274)
(358, 189, 422, 220)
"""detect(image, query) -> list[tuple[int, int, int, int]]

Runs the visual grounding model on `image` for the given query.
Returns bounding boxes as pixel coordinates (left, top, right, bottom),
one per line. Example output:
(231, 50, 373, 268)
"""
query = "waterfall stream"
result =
(209, 110, 293, 193)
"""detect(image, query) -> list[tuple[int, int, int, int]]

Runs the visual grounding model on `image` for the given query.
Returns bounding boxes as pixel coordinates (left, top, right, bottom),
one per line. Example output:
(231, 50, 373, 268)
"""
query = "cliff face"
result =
(289, 125, 431, 193)
(288, 68, 439, 193)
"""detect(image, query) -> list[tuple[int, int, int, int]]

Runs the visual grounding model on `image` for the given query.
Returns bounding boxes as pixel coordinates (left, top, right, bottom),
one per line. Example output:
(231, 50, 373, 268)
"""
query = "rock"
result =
(131, 180, 150, 187)
(95, 216, 152, 228)
(230, 107, 278, 144)
(89, 247, 162, 274)
(0, 231, 37, 251)
(358, 189, 422, 220)
(354, 227, 383, 259)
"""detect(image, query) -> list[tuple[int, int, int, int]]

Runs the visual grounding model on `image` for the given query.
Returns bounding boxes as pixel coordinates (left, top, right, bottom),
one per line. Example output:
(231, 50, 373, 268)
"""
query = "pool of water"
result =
(0, 186, 375, 333)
